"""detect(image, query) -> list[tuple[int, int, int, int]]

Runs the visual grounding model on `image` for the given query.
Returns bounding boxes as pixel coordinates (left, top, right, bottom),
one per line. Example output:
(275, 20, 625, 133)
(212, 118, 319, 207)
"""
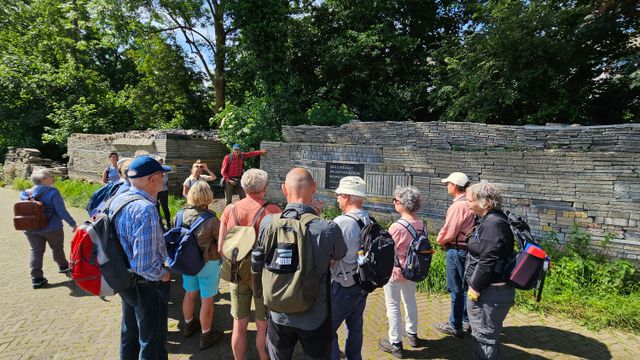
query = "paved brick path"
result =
(1, 187, 639, 359)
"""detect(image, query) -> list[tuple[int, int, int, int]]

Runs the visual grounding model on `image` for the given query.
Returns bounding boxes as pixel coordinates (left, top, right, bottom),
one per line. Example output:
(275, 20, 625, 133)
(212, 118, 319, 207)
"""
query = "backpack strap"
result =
(175, 209, 185, 228)
(250, 202, 269, 228)
(345, 213, 366, 230)
(30, 187, 54, 202)
(230, 204, 240, 226)
(108, 195, 148, 219)
(186, 211, 215, 234)
(396, 218, 421, 241)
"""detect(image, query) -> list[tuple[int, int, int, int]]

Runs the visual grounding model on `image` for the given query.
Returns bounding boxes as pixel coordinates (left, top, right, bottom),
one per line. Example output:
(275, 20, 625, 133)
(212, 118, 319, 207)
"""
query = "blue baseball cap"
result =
(127, 156, 172, 178)
(232, 144, 241, 150)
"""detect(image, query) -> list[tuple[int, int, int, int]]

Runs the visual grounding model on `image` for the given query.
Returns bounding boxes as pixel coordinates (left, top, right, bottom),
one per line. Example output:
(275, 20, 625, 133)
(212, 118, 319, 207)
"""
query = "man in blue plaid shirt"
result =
(110, 156, 172, 360)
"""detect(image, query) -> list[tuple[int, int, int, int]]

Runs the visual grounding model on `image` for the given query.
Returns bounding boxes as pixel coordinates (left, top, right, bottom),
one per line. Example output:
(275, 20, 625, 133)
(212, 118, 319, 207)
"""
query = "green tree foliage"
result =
(429, 0, 639, 125)
(0, 0, 211, 159)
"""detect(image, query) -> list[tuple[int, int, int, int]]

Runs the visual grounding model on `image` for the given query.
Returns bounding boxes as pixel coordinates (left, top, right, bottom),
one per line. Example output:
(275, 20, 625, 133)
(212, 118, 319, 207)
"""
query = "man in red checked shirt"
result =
(221, 144, 269, 205)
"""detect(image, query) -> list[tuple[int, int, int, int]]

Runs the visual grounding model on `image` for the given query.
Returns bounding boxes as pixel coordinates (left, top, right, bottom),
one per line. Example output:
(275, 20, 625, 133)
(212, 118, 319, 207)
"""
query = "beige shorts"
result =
(229, 283, 267, 321)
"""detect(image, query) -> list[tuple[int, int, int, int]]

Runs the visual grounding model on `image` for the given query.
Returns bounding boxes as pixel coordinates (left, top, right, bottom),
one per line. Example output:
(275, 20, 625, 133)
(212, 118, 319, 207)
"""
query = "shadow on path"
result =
(502, 325, 611, 360)
(399, 324, 611, 360)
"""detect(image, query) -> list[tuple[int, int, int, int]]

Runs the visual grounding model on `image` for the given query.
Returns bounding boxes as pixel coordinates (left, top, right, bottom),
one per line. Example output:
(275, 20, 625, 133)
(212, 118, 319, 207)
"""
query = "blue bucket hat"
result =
(232, 144, 241, 150)
(127, 156, 172, 179)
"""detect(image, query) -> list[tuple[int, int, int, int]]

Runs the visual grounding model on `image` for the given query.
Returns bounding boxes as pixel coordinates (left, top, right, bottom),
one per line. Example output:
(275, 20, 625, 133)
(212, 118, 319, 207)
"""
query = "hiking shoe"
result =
(183, 319, 200, 338)
(404, 332, 420, 348)
(199, 329, 224, 349)
(59, 267, 71, 277)
(378, 338, 403, 359)
(433, 322, 464, 338)
(463, 321, 471, 334)
(32, 277, 48, 289)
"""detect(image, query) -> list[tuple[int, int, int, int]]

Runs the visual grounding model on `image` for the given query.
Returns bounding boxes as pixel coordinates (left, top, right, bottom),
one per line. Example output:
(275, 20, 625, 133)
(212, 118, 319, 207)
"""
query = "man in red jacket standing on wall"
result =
(221, 144, 268, 205)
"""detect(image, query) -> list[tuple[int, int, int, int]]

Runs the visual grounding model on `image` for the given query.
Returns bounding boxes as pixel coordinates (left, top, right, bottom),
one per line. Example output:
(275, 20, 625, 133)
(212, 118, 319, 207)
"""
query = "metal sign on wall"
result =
(325, 162, 365, 189)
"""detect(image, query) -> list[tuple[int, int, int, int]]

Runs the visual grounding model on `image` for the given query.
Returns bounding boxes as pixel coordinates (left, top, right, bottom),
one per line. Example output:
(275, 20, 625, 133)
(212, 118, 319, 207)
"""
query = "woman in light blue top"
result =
(102, 152, 120, 183)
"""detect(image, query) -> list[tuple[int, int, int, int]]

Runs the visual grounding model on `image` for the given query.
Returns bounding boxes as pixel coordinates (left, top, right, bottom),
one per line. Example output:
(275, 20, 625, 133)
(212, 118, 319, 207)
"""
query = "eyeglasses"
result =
(392, 199, 400, 204)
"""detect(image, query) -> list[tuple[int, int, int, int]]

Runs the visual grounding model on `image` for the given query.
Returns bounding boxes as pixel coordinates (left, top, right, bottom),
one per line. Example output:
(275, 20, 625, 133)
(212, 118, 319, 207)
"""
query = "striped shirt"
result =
(110, 187, 167, 281)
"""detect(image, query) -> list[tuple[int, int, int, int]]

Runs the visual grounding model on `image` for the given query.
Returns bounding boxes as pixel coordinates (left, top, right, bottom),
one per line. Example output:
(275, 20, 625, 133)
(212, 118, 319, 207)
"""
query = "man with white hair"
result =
(433, 172, 475, 338)
(330, 176, 373, 360)
(110, 156, 172, 359)
(19, 168, 77, 288)
(218, 168, 281, 360)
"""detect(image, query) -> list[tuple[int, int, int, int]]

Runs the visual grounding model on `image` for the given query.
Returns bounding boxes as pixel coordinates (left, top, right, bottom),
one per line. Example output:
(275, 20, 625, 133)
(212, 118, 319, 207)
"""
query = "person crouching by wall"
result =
(465, 182, 515, 360)
(20, 169, 77, 288)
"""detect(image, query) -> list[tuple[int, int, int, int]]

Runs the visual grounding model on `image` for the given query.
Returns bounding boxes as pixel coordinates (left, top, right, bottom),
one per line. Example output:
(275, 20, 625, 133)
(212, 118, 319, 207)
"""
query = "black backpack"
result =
(396, 219, 434, 282)
(504, 211, 550, 302)
(346, 214, 395, 293)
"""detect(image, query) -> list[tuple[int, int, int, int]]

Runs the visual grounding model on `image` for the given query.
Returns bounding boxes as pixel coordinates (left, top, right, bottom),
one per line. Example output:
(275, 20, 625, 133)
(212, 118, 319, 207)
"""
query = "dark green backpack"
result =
(260, 211, 321, 314)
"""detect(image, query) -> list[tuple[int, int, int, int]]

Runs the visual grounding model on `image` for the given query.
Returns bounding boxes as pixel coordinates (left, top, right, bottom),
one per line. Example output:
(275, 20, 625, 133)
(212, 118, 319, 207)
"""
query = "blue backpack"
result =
(164, 209, 214, 276)
(86, 181, 124, 217)
(396, 219, 434, 282)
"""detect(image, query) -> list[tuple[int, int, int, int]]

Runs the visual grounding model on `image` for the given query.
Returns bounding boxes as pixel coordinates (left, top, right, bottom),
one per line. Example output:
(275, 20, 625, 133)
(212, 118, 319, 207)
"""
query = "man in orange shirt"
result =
(433, 172, 475, 338)
(218, 169, 280, 360)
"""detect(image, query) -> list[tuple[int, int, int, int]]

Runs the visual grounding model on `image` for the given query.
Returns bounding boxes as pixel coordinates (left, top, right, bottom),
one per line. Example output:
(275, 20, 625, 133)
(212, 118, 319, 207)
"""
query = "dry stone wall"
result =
(67, 130, 229, 194)
(261, 121, 640, 260)
(2, 147, 67, 180)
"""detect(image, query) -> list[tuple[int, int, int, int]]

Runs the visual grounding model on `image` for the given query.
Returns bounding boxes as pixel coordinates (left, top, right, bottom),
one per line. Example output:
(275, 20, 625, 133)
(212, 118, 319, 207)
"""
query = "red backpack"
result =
(70, 195, 143, 297)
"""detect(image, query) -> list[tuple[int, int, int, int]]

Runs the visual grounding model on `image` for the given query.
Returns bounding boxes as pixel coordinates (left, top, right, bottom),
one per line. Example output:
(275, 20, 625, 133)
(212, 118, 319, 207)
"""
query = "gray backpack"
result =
(259, 211, 321, 314)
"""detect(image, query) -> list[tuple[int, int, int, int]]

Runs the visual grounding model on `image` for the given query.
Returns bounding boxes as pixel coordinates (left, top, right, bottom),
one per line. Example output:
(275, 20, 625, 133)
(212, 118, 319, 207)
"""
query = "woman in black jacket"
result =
(465, 182, 515, 360)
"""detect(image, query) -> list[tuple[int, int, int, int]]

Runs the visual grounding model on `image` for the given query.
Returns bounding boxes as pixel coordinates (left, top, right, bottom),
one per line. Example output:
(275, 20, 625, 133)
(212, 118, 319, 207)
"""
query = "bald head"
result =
(282, 168, 316, 204)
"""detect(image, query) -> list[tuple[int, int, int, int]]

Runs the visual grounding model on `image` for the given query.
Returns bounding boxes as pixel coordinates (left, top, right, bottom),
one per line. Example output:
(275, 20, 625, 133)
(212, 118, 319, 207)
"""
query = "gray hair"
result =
(241, 168, 269, 194)
(467, 182, 502, 211)
(394, 185, 421, 213)
(30, 168, 54, 185)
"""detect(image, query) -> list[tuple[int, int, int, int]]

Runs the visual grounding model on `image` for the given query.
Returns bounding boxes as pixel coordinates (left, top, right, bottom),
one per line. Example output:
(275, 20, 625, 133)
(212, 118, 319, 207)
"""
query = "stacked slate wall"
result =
(67, 130, 228, 195)
(260, 122, 640, 260)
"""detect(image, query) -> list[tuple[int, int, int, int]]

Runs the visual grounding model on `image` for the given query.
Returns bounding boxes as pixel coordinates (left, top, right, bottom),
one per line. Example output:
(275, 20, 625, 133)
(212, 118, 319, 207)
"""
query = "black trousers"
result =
(156, 190, 171, 229)
(266, 314, 332, 360)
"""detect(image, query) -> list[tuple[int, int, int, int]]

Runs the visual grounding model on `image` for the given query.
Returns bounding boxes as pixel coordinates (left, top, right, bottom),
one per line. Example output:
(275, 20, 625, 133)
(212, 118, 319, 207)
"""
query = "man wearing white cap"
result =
(433, 172, 475, 338)
(330, 176, 373, 360)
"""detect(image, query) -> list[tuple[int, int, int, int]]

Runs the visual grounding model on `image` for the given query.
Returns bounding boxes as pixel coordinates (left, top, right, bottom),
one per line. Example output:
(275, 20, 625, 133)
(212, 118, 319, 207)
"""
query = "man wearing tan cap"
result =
(330, 176, 373, 360)
(433, 172, 475, 338)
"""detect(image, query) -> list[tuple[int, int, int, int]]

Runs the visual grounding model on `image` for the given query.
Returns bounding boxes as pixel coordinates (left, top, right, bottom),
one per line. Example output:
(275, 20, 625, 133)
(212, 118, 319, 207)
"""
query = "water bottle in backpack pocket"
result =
(260, 212, 321, 314)
(344, 214, 395, 293)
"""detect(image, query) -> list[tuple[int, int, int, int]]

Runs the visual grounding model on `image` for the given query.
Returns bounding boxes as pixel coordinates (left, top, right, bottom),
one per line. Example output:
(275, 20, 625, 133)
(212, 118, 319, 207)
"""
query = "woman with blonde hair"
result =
(175, 181, 224, 349)
(182, 160, 216, 198)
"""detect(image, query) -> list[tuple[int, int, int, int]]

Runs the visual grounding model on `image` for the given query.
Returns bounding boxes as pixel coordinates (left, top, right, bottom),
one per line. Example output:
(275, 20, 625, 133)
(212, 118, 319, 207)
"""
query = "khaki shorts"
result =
(230, 283, 267, 321)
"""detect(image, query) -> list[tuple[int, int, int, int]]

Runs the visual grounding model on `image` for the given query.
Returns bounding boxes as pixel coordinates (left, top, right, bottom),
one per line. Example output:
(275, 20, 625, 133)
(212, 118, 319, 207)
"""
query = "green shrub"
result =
(11, 177, 32, 191)
(168, 195, 186, 221)
(54, 178, 102, 208)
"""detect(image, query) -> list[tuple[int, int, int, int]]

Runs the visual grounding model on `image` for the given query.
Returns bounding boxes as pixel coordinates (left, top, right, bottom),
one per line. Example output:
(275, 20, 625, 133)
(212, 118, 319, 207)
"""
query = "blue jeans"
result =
(119, 280, 171, 360)
(446, 248, 469, 330)
(331, 282, 368, 360)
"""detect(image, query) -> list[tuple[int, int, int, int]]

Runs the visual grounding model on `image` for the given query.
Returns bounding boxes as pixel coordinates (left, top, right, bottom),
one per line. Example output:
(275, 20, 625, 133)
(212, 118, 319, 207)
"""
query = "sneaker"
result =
(199, 329, 224, 350)
(58, 266, 70, 274)
(404, 332, 420, 348)
(463, 321, 471, 334)
(183, 319, 200, 338)
(378, 338, 403, 359)
(433, 322, 464, 338)
(32, 277, 48, 289)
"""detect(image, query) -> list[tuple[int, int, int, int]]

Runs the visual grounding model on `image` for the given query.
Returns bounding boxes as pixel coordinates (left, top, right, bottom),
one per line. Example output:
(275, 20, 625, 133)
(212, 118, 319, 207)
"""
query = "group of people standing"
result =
(18, 145, 517, 360)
